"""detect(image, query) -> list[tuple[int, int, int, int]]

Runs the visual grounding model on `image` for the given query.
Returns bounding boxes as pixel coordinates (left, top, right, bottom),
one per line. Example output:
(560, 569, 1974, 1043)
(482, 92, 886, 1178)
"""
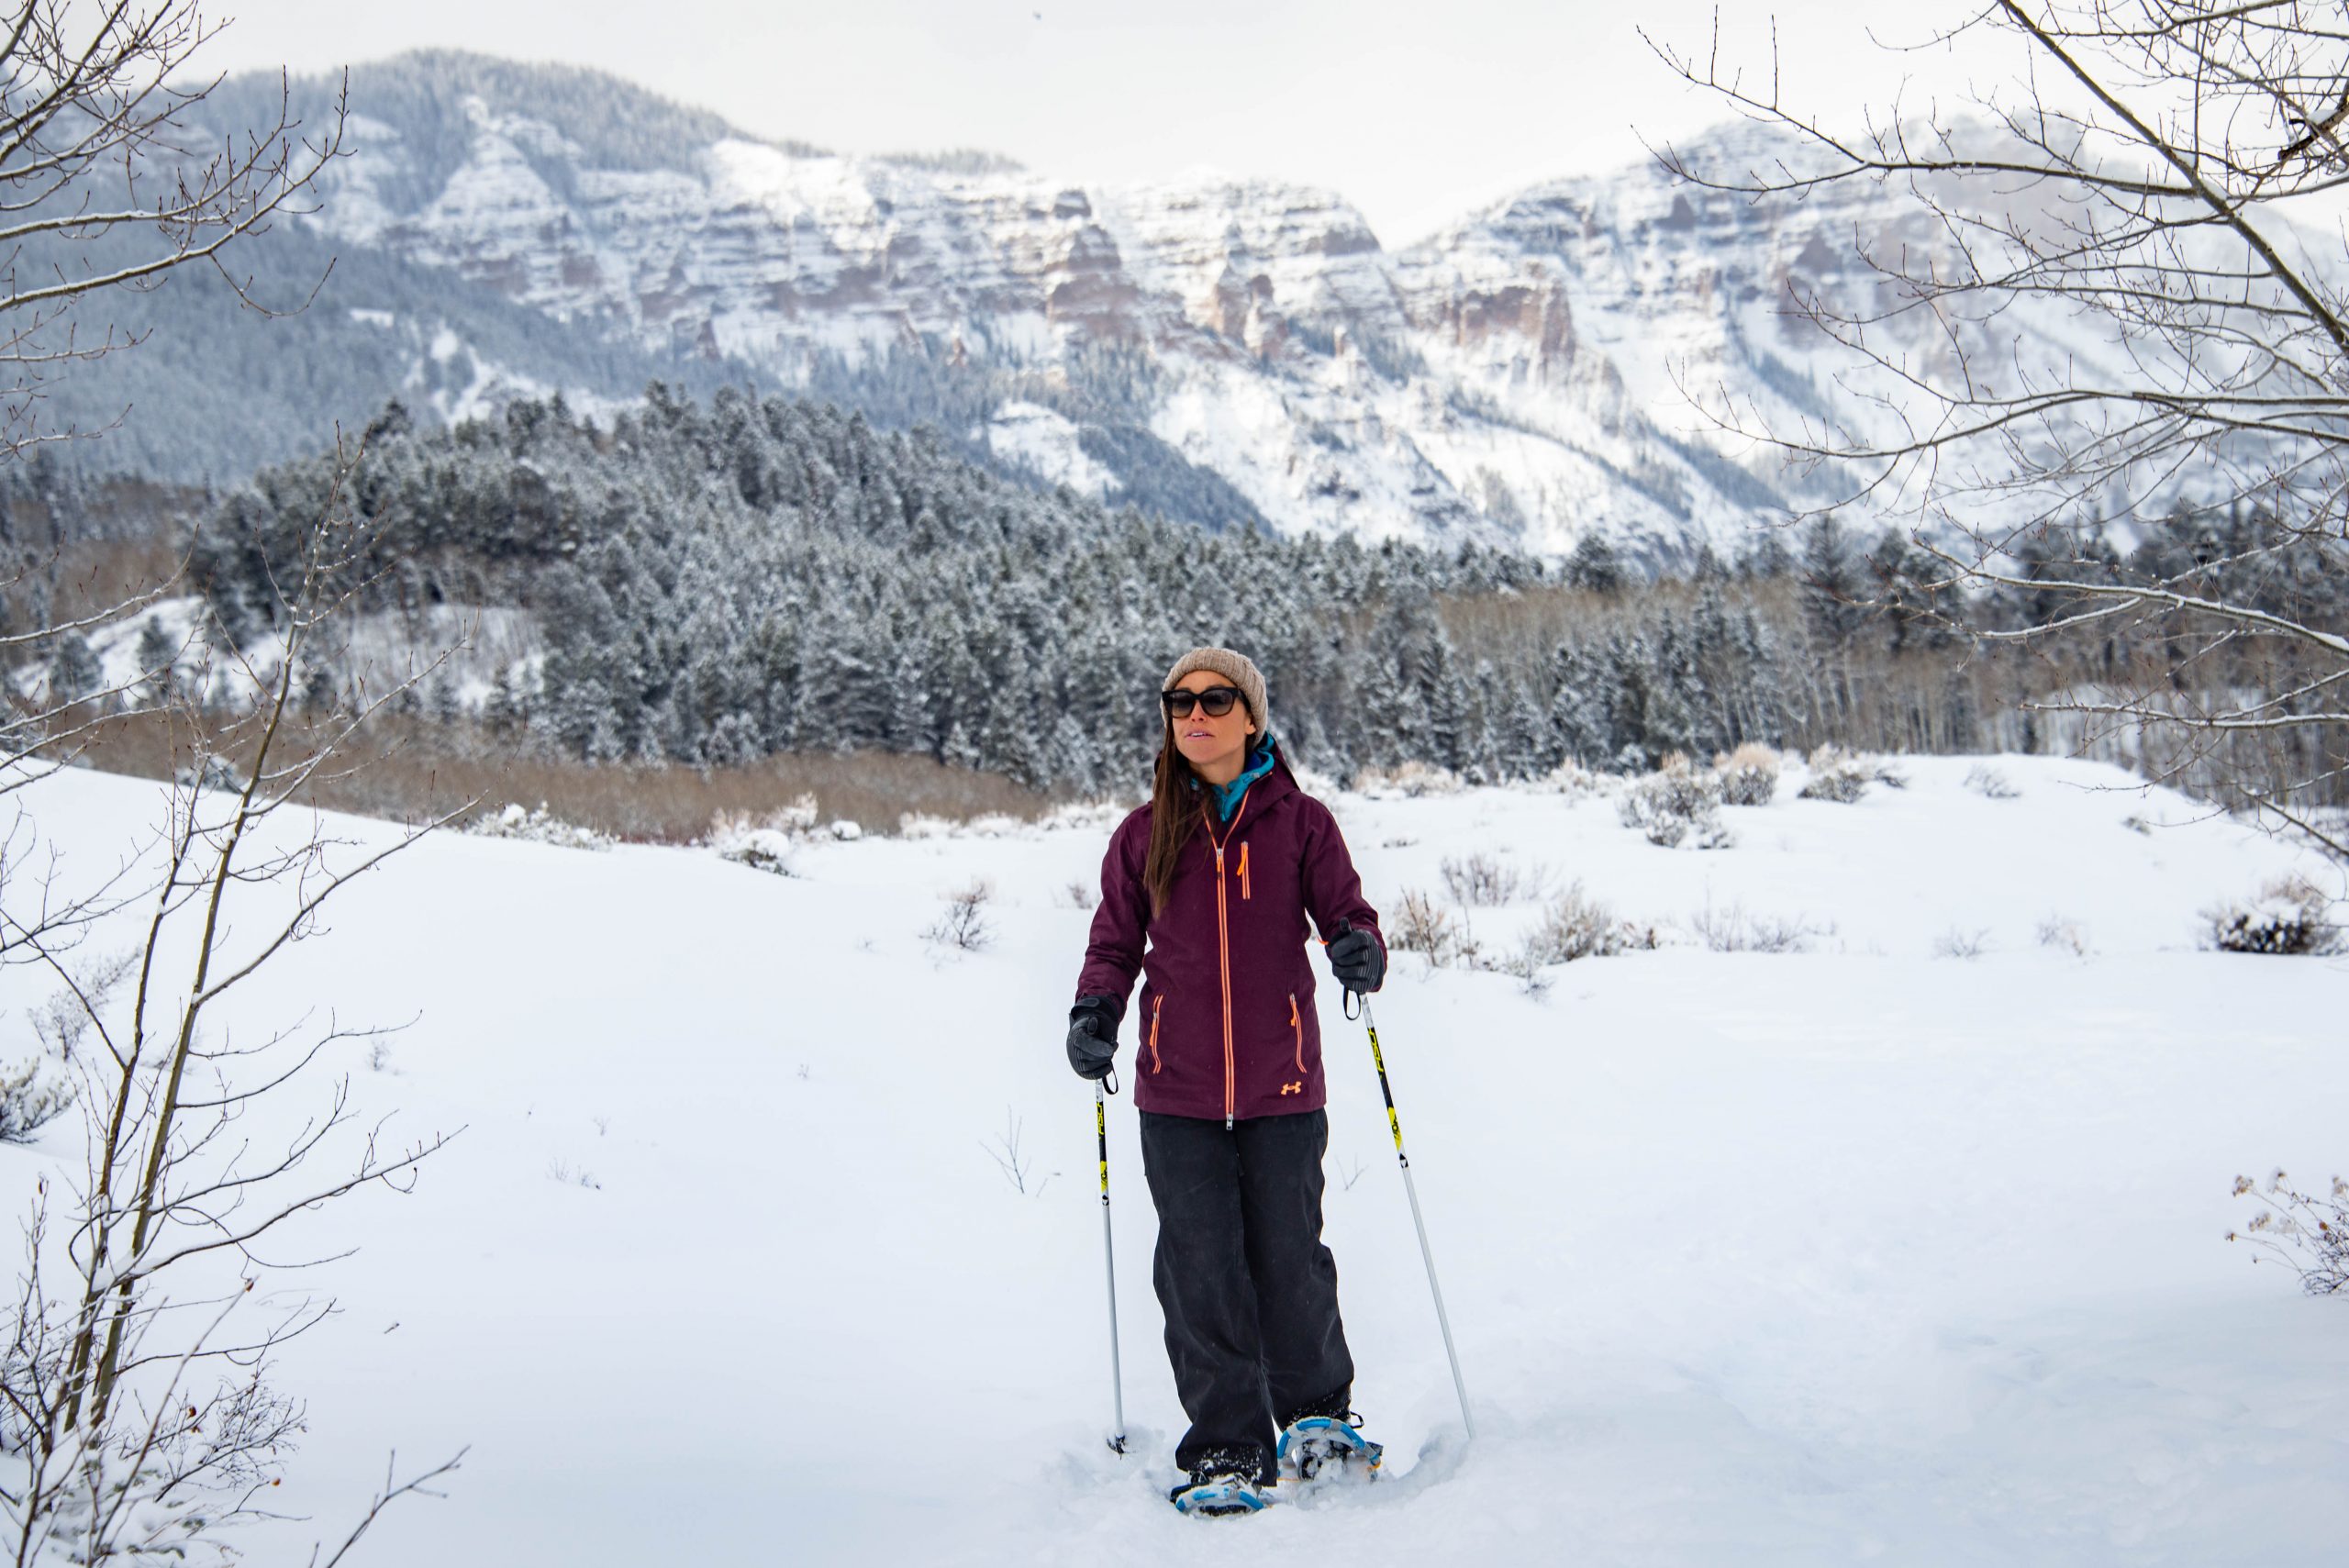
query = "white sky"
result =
(187, 0, 2019, 246)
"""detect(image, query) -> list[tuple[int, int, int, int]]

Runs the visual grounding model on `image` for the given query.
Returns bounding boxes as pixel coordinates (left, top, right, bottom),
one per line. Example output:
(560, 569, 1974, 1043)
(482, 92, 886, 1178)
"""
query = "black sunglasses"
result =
(1162, 684, 1242, 719)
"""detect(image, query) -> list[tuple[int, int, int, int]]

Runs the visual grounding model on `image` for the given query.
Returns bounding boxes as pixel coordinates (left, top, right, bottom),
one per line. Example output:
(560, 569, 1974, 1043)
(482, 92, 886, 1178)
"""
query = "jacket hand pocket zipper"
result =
(1289, 992, 1304, 1075)
(1150, 994, 1164, 1073)
(1238, 841, 1251, 900)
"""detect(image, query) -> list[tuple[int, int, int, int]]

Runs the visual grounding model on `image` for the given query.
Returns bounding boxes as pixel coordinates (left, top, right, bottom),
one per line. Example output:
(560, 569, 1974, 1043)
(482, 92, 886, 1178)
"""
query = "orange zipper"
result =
(1238, 841, 1251, 899)
(1289, 992, 1304, 1074)
(1149, 995, 1163, 1073)
(1203, 787, 1253, 1129)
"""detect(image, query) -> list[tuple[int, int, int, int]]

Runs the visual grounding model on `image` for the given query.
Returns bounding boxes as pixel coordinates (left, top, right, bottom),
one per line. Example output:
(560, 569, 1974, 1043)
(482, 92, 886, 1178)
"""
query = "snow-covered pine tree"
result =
(1567, 533, 1623, 595)
(45, 631, 101, 704)
(1549, 643, 1608, 768)
(135, 617, 177, 701)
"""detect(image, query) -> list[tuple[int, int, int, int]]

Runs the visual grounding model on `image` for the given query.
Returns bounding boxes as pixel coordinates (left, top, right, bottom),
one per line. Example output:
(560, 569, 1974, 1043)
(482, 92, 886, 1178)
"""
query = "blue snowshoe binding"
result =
(1169, 1465, 1266, 1518)
(1276, 1414, 1383, 1485)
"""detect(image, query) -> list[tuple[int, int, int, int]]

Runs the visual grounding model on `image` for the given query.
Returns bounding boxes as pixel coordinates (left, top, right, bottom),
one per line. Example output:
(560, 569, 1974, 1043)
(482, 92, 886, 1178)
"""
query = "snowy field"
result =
(6, 754, 2346, 1565)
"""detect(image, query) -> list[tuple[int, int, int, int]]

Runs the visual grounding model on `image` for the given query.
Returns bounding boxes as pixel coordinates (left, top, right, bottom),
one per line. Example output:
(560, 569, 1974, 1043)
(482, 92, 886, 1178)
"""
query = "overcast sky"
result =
(192, 1, 2012, 246)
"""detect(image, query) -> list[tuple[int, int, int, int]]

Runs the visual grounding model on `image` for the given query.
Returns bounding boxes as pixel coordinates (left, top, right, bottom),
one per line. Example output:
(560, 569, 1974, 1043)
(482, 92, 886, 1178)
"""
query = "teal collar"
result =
(1187, 731, 1277, 823)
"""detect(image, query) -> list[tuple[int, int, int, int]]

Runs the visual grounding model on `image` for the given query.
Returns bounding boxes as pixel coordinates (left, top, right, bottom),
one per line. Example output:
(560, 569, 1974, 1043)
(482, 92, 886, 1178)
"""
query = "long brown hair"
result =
(1142, 708, 1201, 921)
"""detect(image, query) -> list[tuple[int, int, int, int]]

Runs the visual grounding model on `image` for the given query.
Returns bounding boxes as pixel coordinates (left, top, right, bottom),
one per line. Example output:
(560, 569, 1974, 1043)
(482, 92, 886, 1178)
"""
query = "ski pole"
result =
(1095, 1074, 1128, 1455)
(1353, 986, 1476, 1443)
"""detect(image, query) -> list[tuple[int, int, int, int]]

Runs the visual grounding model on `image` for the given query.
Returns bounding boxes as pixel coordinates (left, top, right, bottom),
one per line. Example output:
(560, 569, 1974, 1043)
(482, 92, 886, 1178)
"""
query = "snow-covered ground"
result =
(6, 754, 2344, 1564)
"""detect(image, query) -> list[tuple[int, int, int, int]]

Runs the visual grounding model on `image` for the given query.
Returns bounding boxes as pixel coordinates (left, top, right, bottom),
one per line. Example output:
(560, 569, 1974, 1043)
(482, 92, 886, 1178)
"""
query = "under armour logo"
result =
(1280, 1081, 1302, 1095)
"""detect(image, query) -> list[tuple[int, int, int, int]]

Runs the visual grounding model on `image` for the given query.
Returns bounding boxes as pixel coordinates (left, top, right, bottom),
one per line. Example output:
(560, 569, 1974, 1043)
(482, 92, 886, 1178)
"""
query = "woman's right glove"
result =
(1066, 995, 1123, 1080)
(1327, 922, 1386, 994)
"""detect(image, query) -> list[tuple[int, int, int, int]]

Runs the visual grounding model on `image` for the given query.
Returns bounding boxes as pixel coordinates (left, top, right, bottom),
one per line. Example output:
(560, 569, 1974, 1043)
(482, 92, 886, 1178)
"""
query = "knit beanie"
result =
(1162, 647, 1269, 740)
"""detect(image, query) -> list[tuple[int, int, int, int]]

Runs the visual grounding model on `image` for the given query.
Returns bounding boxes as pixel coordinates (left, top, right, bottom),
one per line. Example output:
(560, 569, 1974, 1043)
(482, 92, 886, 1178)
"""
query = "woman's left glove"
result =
(1327, 922, 1385, 994)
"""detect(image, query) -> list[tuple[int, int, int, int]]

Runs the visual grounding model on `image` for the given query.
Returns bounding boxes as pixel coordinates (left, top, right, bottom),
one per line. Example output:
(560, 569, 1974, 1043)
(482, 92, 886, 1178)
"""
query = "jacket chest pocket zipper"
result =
(1238, 841, 1251, 900)
(1289, 992, 1304, 1074)
(1150, 995, 1164, 1073)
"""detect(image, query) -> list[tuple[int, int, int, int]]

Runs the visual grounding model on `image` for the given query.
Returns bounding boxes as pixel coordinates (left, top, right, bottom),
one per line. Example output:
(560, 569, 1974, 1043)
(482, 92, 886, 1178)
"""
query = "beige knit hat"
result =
(1162, 646, 1269, 740)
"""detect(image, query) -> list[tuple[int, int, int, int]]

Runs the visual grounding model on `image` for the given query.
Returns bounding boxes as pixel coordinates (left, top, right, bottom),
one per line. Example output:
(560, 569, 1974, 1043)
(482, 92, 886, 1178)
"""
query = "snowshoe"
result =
(1275, 1413, 1383, 1485)
(1169, 1466, 1266, 1518)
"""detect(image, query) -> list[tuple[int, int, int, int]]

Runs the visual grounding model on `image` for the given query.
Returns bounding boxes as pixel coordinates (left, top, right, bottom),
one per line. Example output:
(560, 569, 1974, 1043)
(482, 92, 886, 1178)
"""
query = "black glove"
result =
(1066, 995, 1122, 1080)
(1327, 922, 1385, 994)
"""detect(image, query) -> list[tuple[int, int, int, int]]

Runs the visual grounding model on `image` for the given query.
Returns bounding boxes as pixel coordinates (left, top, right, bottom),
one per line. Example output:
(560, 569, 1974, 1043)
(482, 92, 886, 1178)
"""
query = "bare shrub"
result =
(1798, 744, 1873, 804)
(1933, 928, 1991, 960)
(925, 879, 997, 951)
(710, 795, 817, 839)
(1713, 743, 1781, 806)
(1620, 793, 1688, 848)
(1389, 887, 1460, 966)
(0, 1054, 72, 1144)
(1035, 800, 1132, 835)
(1520, 881, 1640, 964)
(1528, 760, 1609, 799)
(1494, 943, 1557, 998)
(1650, 753, 1719, 816)
(1441, 851, 1545, 906)
(898, 810, 1042, 840)
(1351, 761, 1464, 798)
(1618, 756, 1732, 848)
(1, 971, 113, 1143)
(1060, 879, 1098, 910)
(715, 830, 794, 876)
(2202, 875, 2339, 955)
(467, 800, 613, 851)
(1965, 764, 2021, 800)
(2035, 916, 2091, 956)
(2229, 1170, 2349, 1296)
(1288, 760, 1346, 797)
(707, 803, 814, 876)
(546, 1159, 602, 1191)
(1689, 898, 1831, 954)
(983, 1107, 1054, 1195)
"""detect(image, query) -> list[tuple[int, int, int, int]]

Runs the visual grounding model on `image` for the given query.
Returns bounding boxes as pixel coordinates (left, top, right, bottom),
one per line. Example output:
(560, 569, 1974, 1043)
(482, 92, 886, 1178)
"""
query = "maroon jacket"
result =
(1076, 742, 1386, 1124)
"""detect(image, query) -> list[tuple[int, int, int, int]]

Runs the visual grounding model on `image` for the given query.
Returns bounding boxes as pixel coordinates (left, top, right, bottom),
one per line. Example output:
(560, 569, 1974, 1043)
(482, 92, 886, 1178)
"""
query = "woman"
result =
(1065, 646, 1389, 1517)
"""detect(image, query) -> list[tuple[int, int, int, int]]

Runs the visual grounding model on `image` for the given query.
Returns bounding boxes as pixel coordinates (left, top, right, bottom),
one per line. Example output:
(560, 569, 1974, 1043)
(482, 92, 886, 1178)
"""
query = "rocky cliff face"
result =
(162, 53, 2159, 565)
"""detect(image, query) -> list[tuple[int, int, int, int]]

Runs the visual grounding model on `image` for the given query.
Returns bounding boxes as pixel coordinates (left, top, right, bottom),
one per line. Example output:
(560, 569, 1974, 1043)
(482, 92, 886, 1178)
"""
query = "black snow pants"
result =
(1138, 1107, 1355, 1483)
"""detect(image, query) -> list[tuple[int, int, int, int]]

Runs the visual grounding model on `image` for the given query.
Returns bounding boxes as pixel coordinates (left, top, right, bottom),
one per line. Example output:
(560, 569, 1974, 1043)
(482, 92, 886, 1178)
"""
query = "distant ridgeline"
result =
(184, 385, 1819, 792)
(28, 207, 1266, 537)
(179, 384, 2340, 799)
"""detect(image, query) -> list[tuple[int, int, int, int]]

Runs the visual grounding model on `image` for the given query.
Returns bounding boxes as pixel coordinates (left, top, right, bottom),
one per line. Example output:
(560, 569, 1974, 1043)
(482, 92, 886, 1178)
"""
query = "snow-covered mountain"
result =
(84, 54, 2165, 564)
(257, 56, 1820, 565)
